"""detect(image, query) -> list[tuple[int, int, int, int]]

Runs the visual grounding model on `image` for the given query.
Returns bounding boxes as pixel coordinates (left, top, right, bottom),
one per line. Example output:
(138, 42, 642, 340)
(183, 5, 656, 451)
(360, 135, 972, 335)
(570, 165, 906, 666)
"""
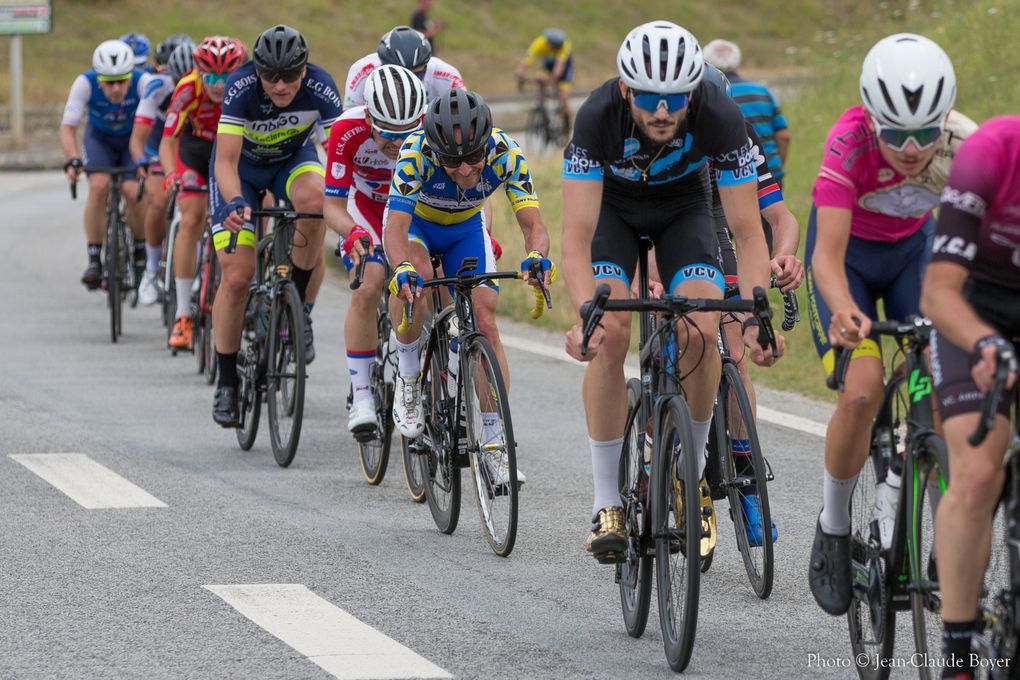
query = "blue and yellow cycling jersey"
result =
(387, 128, 540, 225)
(523, 35, 572, 65)
(217, 62, 342, 165)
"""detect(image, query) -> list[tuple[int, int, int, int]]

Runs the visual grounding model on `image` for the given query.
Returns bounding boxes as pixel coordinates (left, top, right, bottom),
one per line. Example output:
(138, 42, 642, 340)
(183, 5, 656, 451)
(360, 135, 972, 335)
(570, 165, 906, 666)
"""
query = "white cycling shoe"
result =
(393, 374, 424, 438)
(347, 397, 377, 437)
(138, 270, 161, 306)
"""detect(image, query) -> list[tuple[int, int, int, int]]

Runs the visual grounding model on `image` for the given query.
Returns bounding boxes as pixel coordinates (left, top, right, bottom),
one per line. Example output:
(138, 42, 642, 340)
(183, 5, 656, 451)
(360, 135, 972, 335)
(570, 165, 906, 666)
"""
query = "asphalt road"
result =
(1, 172, 923, 679)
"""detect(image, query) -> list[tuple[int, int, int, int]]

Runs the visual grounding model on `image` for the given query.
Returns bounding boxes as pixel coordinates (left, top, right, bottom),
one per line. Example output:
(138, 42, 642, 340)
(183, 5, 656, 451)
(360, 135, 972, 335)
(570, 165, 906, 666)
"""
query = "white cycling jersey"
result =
(343, 53, 464, 108)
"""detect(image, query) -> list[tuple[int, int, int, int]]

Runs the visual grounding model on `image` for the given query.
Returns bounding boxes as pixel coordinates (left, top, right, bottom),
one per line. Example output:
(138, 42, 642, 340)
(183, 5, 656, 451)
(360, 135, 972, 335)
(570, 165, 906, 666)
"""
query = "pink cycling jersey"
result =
(323, 106, 395, 239)
(813, 105, 975, 242)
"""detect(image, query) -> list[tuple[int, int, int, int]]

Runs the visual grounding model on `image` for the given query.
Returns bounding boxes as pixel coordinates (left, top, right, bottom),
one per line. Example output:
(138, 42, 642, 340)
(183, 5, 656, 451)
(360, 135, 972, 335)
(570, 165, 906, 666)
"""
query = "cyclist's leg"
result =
(274, 144, 326, 303)
(142, 154, 169, 269)
(81, 129, 116, 283)
(931, 328, 1013, 672)
(557, 57, 574, 123)
(169, 136, 212, 346)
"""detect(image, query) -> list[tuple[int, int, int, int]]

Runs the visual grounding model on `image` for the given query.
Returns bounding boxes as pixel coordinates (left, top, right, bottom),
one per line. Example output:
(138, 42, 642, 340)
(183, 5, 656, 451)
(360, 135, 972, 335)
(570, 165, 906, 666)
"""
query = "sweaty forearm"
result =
(59, 125, 79, 159)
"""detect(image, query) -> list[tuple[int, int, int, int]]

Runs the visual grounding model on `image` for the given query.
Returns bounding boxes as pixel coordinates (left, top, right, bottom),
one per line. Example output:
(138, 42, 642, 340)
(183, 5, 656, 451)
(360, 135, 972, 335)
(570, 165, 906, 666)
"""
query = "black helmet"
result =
(701, 63, 732, 97)
(377, 26, 431, 70)
(155, 34, 192, 65)
(424, 89, 493, 161)
(544, 28, 566, 49)
(167, 43, 196, 82)
(253, 24, 308, 75)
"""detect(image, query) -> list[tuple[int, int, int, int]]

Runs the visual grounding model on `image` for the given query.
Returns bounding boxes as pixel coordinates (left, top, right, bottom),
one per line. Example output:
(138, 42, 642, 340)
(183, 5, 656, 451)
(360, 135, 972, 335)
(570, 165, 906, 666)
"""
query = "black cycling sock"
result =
(291, 265, 312, 303)
(87, 243, 102, 264)
(217, 351, 239, 389)
(133, 240, 146, 266)
(941, 619, 977, 679)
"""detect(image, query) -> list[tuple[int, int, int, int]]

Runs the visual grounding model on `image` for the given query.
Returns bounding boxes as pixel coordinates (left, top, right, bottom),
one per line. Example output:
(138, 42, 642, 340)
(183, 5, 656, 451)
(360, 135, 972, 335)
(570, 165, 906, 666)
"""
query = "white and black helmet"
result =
(92, 39, 135, 79)
(860, 33, 956, 129)
(617, 21, 704, 94)
(364, 65, 428, 127)
(166, 43, 196, 82)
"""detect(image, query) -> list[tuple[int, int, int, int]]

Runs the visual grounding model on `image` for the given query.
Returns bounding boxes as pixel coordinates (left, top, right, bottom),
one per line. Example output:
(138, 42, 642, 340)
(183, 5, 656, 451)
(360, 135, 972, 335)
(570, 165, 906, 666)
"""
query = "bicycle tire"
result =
(619, 377, 653, 638)
(266, 282, 305, 467)
(980, 457, 1019, 680)
(846, 377, 900, 680)
(235, 291, 263, 451)
(106, 211, 121, 343)
(162, 214, 179, 331)
(717, 361, 774, 598)
(911, 436, 950, 680)
(525, 106, 550, 151)
(401, 435, 427, 503)
(356, 307, 397, 485)
(653, 394, 701, 673)
(463, 335, 518, 557)
(421, 333, 461, 534)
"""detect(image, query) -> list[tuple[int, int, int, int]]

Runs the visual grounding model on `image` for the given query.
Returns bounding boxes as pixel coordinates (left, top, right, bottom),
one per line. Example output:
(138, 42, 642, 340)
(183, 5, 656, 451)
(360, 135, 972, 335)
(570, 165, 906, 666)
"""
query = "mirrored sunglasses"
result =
(372, 123, 420, 143)
(201, 72, 230, 87)
(630, 90, 690, 113)
(438, 146, 487, 168)
(873, 120, 943, 152)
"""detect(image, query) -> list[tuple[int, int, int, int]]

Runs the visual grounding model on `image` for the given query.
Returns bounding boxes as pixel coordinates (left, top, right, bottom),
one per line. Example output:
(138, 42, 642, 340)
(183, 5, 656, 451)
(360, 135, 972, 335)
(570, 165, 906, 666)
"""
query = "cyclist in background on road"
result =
(130, 35, 194, 306)
(160, 36, 247, 351)
(514, 28, 574, 134)
(560, 21, 782, 561)
(920, 115, 1020, 680)
(120, 32, 154, 73)
(806, 33, 976, 617)
(61, 39, 146, 291)
(384, 88, 553, 484)
(324, 65, 428, 437)
(209, 24, 341, 427)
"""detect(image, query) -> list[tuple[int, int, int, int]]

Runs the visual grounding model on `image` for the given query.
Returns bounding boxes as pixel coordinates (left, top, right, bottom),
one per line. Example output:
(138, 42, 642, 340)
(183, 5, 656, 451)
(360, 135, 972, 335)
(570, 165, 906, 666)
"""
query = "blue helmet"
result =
(119, 32, 151, 67)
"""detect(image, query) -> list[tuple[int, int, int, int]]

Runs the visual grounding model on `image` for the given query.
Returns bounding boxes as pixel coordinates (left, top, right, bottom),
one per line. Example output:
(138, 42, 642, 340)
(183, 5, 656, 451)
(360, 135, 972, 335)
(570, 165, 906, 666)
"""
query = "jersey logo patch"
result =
(623, 137, 640, 158)
(331, 162, 345, 179)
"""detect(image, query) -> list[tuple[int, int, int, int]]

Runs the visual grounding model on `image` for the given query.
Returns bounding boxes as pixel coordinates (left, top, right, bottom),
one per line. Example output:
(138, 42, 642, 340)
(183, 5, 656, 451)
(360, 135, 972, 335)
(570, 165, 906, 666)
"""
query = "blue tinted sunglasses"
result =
(371, 122, 420, 143)
(201, 72, 229, 87)
(630, 90, 690, 113)
(872, 118, 943, 152)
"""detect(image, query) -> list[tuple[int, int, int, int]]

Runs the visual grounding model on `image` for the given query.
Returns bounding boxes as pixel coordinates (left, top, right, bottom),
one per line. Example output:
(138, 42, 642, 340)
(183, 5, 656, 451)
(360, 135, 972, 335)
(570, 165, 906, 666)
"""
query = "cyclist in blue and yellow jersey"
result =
(210, 24, 342, 427)
(385, 88, 554, 485)
(61, 39, 147, 291)
(514, 28, 573, 131)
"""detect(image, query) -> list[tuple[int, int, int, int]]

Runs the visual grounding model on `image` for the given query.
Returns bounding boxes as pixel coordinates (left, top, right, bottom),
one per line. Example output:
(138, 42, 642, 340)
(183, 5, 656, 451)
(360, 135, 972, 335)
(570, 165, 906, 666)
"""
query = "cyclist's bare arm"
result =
(158, 135, 179, 178)
(323, 195, 357, 238)
(921, 261, 997, 358)
(719, 181, 770, 298)
(761, 200, 803, 291)
(811, 205, 870, 342)
(381, 209, 414, 270)
(59, 124, 80, 180)
(562, 178, 602, 314)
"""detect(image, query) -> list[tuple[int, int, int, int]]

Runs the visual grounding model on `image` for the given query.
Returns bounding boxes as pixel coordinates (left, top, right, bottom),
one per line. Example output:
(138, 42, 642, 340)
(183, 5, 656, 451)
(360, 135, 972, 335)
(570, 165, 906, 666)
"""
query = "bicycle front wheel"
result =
(911, 436, 950, 680)
(653, 394, 701, 673)
(619, 377, 652, 638)
(106, 219, 122, 343)
(463, 335, 518, 557)
(266, 282, 305, 467)
(356, 364, 394, 485)
(717, 361, 774, 598)
(421, 334, 461, 534)
(401, 435, 427, 503)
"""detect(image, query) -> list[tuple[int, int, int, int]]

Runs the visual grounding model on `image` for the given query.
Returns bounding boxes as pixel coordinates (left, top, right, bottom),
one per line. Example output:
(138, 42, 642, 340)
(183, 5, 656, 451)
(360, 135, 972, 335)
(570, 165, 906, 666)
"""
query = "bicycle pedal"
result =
(593, 551, 625, 565)
(353, 427, 378, 443)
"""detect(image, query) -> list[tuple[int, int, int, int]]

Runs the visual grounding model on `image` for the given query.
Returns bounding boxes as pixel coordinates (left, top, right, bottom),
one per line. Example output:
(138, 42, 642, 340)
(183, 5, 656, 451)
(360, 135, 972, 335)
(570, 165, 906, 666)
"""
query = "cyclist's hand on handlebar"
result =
(741, 317, 784, 367)
(829, 309, 869, 348)
(972, 336, 1018, 392)
(565, 321, 603, 362)
(162, 170, 179, 192)
(770, 255, 803, 293)
(388, 261, 420, 303)
(223, 196, 251, 233)
(343, 226, 371, 267)
(64, 158, 83, 184)
(521, 250, 556, 287)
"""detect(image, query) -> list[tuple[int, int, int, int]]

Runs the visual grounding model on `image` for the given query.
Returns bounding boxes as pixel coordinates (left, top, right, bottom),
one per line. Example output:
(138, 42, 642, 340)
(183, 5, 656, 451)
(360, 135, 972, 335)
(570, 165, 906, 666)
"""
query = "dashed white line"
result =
(9, 453, 167, 509)
(205, 584, 453, 680)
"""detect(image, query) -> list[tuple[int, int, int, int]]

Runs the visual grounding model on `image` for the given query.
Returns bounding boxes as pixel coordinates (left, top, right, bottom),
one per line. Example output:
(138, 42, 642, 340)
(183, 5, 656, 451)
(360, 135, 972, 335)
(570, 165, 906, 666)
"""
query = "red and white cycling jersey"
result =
(343, 53, 464, 109)
(324, 106, 397, 238)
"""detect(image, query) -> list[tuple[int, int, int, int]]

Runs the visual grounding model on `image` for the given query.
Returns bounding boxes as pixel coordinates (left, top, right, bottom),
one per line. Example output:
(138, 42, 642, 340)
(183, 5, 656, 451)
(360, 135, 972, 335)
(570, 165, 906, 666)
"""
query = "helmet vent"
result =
(878, 80, 899, 118)
(926, 78, 945, 117)
(902, 86, 922, 114)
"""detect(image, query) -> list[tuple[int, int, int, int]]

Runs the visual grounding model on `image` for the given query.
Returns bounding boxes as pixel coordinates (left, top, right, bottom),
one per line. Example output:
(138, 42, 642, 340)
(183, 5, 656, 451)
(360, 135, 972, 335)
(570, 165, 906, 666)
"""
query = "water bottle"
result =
(643, 420, 653, 476)
(447, 336, 459, 395)
(875, 469, 901, 550)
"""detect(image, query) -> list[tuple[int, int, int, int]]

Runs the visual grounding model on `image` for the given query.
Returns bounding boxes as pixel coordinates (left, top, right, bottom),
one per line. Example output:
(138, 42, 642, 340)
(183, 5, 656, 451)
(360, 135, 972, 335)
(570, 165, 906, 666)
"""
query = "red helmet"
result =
(194, 36, 247, 75)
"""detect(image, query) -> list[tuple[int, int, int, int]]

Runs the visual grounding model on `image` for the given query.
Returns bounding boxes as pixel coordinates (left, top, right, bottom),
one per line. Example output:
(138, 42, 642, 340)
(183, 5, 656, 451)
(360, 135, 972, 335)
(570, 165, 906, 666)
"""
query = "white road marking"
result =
(9, 453, 167, 509)
(204, 584, 453, 680)
(501, 332, 828, 439)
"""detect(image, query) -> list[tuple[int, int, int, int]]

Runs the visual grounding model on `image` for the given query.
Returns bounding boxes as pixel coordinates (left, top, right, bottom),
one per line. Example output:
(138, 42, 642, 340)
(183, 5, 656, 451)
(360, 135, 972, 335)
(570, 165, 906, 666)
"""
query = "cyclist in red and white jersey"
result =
(323, 65, 428, 436)
(920, 115, 1020, 680)
(344, 25, 463, 108)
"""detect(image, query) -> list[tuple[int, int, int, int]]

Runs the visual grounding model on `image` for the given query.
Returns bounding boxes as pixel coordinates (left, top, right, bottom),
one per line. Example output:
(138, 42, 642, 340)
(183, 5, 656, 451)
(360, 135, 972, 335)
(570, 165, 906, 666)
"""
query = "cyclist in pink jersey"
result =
(323, 65, 428, 436)
(806, 33, 976, 617)
(920, 115, 1020, 680)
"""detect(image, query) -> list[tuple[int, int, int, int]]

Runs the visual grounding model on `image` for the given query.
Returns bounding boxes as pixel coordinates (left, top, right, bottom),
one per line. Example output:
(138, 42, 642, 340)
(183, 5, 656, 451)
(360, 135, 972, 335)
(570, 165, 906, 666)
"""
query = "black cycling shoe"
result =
(81, 262, 103, 290)
(212, 386, 240, 428)
(303, 311, 315, 364)
(809, 517, 853, 615)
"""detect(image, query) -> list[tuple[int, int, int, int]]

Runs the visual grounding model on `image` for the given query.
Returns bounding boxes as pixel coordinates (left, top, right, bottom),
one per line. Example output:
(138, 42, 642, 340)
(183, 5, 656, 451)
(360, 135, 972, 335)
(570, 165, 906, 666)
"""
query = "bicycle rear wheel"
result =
(525, 106, 550, 151)
(911, 436, 950, 680)
(235, 290, 263, 451)
(401, 435, 427, 502)
(653, 394, 701, 673)
(162, 215, 179, 332)
(356, 365, 394, 485)
(717, 361, 774, 598)
(463, 335, 518, 557)
(421, 334, 461, 534)
(106, 217, 122, 343)
(619, 377, 652, 638)
(266, 282, 305, 467)
(202, 250, 219, 385)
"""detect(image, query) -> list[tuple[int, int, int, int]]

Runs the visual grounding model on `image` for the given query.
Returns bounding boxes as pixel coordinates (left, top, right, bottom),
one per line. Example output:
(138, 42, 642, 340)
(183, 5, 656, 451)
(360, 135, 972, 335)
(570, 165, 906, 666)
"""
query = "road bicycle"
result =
(579, 241, 779, 672)
(828, 317, 950, 680)
(520, 77, 568, 150)
(233, 206, 318, 467)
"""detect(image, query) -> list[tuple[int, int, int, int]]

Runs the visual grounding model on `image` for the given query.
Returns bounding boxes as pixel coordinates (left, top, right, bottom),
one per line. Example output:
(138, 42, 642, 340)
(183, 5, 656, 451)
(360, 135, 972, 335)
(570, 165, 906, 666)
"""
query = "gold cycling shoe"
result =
(586, 506, 627, 562)
(672, 474, 716, 559)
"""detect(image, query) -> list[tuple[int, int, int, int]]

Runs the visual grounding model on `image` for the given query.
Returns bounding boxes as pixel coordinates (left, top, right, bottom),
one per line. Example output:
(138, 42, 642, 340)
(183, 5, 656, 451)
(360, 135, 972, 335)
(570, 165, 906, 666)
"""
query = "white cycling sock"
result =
(175, 278, 193, 320)
(591, 437, 624, 517)
(145, 244, 161, 273)
(395, 337, 420, 378)
(689, 417, 711, 481)
(346, 349, 374, 403)
(820, 469, 858, 536)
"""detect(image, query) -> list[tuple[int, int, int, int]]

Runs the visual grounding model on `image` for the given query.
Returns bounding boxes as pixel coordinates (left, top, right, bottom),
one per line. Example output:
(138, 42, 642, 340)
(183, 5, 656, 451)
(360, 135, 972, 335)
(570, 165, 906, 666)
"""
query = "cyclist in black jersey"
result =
(561, 21, 784, 560)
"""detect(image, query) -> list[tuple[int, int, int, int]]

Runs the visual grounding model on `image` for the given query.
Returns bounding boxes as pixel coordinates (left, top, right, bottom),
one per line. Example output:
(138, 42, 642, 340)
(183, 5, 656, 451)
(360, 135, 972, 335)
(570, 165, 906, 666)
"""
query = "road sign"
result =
(0, 2, 51, 35)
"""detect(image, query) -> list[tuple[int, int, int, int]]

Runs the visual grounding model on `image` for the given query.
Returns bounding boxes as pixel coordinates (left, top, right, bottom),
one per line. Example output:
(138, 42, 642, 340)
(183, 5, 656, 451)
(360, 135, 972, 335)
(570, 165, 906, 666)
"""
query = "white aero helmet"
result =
(617, 21, 704, 94)
(859, 33, 956, 129)
(92, 39, 135, 79)
(364, 64, 428, 127)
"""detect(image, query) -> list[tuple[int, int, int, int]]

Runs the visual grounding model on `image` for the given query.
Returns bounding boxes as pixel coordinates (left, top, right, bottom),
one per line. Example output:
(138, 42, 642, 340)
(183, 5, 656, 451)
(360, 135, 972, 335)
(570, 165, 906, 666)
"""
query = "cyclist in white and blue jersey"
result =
(61, 39, 147, 291)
